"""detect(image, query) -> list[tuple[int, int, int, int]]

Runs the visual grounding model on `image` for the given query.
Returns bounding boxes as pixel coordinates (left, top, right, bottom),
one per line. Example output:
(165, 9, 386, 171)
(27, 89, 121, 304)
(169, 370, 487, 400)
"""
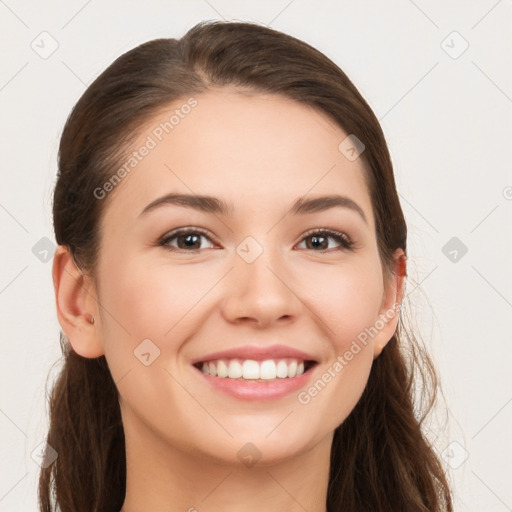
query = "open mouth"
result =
(193, 358, 318, 382)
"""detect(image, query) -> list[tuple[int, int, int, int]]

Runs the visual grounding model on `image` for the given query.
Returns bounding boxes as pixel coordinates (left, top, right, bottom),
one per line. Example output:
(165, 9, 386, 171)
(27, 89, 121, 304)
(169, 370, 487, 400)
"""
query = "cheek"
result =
(299, 253, 385, 345)
(96, 258, 212, 433)
(96, 255, 228, 388)
(100, 257, 207, 338)
(293, 256, 382, 422)
(295, 268, 380, 431)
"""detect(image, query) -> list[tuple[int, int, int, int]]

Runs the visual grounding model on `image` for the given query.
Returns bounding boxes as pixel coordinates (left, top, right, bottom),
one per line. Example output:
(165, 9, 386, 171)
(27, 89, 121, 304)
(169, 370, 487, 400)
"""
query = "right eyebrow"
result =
(139, 193, 232, 217)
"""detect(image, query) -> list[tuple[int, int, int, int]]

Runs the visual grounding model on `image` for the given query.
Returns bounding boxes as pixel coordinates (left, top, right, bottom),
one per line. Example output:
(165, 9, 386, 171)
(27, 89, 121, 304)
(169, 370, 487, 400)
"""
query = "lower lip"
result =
(193, 364, 317, 401)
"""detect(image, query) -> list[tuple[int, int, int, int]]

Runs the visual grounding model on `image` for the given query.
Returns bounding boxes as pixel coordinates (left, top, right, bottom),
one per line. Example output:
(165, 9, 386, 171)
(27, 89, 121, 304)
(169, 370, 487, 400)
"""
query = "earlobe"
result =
(52, 245, 105, 358)
(373, 248, 407, 359)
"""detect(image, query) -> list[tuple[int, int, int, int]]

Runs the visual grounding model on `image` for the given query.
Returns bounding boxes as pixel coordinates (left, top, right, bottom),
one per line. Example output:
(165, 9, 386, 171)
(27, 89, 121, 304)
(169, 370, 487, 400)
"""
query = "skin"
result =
(53, 87, 405, 512)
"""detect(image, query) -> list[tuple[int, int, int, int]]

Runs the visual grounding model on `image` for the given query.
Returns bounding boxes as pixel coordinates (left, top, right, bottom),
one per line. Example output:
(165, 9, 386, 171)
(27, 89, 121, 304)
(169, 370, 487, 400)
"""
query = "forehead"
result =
(102, 88, 374, 226)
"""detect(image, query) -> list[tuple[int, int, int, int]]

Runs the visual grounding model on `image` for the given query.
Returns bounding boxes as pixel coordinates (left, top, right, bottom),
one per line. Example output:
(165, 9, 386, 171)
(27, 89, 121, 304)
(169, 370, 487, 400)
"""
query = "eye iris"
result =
(178, 233, 200, 249)
(309, 235, 327, 250)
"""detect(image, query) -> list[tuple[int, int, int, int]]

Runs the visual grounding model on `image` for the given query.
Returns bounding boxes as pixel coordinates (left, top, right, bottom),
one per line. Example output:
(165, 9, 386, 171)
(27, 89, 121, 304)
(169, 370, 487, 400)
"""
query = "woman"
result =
(39, 20, 452, 512)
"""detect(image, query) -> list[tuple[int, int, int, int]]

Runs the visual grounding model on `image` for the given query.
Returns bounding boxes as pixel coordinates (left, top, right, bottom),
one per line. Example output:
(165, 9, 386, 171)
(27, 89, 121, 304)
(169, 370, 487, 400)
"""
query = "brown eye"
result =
(160, 228, 216, 252)
(297, 229, 354, 252)
(158, 227, 354, 253)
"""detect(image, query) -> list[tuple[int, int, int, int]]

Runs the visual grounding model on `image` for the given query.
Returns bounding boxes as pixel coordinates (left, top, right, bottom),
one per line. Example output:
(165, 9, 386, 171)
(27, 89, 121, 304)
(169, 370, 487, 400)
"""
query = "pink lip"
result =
(191, 344, 317, 365)
(192, 363, 318, 401)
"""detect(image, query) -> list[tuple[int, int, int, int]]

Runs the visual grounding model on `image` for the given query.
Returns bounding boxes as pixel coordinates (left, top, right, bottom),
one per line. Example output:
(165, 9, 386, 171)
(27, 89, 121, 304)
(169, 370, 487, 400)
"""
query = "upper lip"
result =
(191, 344, 318, 365)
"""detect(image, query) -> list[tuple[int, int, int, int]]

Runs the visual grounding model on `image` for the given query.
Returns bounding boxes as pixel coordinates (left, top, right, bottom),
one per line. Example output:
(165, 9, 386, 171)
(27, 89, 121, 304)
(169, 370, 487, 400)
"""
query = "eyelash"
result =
(158, 227, 355, 253)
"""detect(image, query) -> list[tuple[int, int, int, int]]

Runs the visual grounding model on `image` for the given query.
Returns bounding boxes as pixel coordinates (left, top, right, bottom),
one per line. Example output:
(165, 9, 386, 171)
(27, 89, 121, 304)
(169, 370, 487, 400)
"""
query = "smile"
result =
(194, 358, 316, 381)
(192, 358, 318, 401)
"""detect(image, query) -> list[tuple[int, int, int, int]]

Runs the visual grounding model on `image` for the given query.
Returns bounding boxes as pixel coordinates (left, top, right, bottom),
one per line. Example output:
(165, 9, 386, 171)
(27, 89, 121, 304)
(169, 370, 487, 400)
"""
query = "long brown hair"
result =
(40, 20, 452, 512)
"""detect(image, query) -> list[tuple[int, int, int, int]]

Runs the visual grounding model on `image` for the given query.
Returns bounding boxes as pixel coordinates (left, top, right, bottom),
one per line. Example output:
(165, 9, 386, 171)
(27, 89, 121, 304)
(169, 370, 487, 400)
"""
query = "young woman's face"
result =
(93, 88, 399, 466)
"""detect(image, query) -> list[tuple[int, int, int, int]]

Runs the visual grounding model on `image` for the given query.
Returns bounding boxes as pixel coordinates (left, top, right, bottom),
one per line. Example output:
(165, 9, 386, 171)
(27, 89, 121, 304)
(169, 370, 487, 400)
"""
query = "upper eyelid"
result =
(160, 226, 217, 243)
(301, 227, 351, 240)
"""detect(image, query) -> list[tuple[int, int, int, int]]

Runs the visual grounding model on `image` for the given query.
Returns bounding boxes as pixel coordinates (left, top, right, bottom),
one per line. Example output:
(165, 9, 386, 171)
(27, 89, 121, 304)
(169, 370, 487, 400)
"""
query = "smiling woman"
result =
(40, 20, 453, 512)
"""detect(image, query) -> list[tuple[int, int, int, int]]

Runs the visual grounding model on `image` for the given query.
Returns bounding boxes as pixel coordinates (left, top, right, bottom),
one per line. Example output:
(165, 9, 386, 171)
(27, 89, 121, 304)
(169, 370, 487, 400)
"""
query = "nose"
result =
(220, 240, 302, 328)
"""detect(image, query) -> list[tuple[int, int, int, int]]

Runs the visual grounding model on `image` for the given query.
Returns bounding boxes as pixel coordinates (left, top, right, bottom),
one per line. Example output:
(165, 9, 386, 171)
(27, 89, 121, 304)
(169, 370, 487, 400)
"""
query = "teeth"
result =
(287, 360, 297, 378)
(199, 358, 310, 380)
(277, 360, 288, 378)
(217, 360, 228, 378)
(259, 360, 276, 380)
(228, 360, 242, 379)
(242, 360, 260, 380)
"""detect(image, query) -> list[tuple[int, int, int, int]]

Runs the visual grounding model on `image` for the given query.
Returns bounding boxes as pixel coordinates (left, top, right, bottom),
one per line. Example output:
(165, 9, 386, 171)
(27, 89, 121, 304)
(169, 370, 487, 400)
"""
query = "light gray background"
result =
(1, 1, 511, 510)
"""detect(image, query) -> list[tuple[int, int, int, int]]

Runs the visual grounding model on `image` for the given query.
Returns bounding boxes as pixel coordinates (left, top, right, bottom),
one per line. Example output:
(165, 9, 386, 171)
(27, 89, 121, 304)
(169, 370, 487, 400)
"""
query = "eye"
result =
(296, 229, 355, 252)
(158, 227, 355, 253)
(159, 227, 217, 252)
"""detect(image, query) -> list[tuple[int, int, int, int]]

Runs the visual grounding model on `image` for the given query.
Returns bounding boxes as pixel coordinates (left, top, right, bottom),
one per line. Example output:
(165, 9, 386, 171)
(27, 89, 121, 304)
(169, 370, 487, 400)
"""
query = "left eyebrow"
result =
(290, 194, 367, 224)
(139, 192, 368, 225)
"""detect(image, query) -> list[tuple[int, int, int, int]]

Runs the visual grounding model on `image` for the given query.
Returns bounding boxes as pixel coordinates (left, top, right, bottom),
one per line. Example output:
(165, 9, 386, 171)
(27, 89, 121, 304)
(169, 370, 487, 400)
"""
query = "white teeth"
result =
(227, 360, 243, 379)
(260, 360, 277, 380)
(198, 358, 311, 380)
(242, 360, 260, 379)
(287, 360, 297, 378)
(217, 360, 228, 378)
(277, 360, 288, 378)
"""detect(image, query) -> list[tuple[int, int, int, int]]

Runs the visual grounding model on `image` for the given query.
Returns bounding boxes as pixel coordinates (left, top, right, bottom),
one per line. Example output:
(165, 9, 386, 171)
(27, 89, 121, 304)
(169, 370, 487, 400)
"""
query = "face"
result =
(91, 87, 400, 466)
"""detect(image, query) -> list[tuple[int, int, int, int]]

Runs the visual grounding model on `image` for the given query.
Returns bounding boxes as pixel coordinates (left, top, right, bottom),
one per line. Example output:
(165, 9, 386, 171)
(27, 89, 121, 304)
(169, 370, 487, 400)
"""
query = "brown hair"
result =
(40, 20, 452, 512)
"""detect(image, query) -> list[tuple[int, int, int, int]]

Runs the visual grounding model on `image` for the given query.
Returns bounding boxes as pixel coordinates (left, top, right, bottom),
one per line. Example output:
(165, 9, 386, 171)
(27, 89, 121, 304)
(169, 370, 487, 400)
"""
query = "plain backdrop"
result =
(0, 1, 511, 510)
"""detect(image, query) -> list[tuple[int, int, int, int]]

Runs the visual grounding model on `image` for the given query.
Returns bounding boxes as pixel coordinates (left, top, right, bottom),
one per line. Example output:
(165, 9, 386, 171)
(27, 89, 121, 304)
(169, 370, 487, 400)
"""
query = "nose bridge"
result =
(235, 232, 286, 291)
(221, 231, 300, 325)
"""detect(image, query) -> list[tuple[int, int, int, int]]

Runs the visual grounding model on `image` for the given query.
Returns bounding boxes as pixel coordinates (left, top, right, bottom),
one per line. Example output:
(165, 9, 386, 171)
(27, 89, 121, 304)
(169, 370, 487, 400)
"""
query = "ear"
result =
(373, 248, 407, 359)
(52, 245, 105, 358)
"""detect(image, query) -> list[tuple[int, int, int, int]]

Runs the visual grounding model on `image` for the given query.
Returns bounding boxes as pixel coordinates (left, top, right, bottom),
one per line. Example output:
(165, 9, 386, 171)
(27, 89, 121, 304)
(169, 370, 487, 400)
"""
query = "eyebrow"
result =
(139, 193, 368, 224)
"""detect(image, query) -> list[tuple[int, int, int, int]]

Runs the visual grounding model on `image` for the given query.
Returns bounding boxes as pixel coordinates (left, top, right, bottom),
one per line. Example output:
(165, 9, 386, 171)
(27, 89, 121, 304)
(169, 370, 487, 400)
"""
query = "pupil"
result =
(182, 234, 198, 248)
(311, 235, 326, 249)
